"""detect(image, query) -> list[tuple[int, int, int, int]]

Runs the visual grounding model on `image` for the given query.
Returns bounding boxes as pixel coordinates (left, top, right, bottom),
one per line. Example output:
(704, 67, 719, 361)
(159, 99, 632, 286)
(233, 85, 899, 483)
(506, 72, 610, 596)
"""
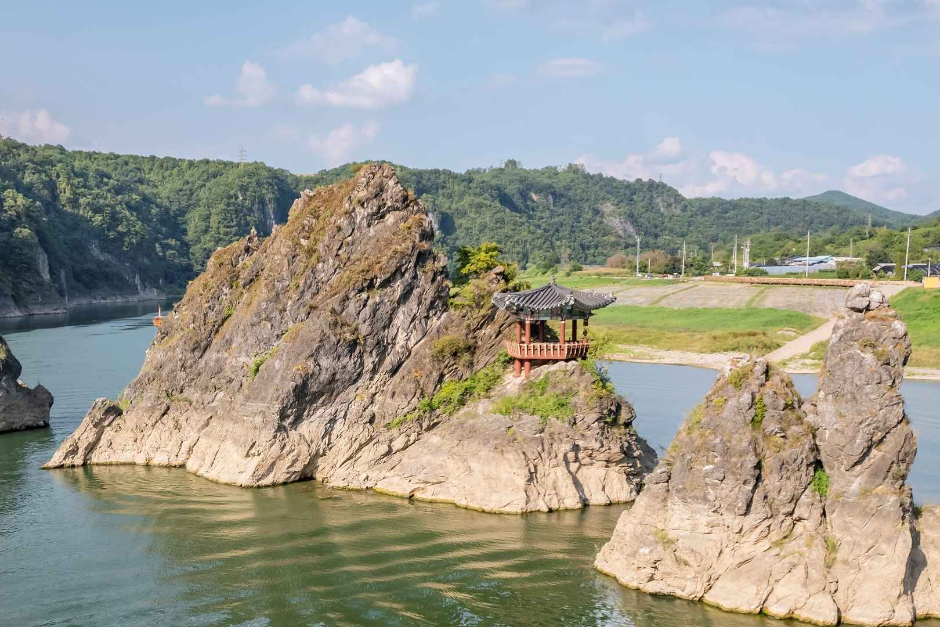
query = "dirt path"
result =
(765, 318, 837, 364)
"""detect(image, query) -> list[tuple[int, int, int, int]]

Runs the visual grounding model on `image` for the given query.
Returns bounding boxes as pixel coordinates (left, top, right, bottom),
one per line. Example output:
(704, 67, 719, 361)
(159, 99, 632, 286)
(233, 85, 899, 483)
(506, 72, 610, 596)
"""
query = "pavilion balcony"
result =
(505, 340, 590, 361)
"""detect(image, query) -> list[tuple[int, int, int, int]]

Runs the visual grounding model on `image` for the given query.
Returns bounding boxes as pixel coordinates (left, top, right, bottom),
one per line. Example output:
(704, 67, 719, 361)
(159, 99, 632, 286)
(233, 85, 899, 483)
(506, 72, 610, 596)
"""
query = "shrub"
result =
(740, 267, 768, 276)
(389, 361, 507, 428)
(752, 395, 766, 427)
(606, 253, 629, 269)
(812, 467, 830, 498)
(493, 374, 575, 423)
(568, 262, 583, 272)
(431, 335, 474, 361)
(727, 363, 752, 389)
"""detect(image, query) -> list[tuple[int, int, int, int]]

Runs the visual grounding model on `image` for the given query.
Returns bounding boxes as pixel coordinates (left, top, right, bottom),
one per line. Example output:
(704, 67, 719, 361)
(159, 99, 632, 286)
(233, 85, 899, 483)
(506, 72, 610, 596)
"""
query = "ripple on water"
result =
(3, 308, 940, 626)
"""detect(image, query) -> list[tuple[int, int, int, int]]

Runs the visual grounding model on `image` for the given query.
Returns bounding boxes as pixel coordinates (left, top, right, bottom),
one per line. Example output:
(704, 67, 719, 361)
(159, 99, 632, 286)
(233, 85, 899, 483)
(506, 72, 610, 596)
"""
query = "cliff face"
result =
(0, 335, 53, 433)
(44, 164, 654, 512)
(596, 285, 940, 625)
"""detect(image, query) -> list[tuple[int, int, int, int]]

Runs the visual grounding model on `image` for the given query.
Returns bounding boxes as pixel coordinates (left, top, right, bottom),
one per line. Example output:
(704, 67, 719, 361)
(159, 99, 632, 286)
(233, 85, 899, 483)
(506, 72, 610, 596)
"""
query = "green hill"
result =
(803, 190, 924, 227)
(1, 139, 927, 315)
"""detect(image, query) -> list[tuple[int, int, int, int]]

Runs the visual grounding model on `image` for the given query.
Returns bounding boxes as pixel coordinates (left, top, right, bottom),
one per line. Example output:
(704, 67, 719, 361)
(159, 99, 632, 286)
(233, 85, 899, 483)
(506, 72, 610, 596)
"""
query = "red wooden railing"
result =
(505, 340, 590, 361)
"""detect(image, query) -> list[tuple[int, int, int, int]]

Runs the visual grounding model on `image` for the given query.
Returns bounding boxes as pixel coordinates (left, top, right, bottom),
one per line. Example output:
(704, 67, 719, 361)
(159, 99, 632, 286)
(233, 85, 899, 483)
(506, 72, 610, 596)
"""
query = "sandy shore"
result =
(606, 345, 940, 382)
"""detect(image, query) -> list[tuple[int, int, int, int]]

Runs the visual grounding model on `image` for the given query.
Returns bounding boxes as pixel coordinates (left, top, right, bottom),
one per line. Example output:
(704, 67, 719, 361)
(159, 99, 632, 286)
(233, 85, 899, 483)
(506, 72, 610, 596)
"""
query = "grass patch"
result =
(523, 271, 677, 290)
(753, 395, 766, 427)
(727, 363, 753, 389)
(493, 374, 575, 424)
(684, 403, 704, 435)
(389, 361, 507, 428)
(812, 467, 830, 498)
(892, 288, 940, 369)
(247, 346, 278, 381)
(825, 536, 839, 569)
(589, 305, 822, 355)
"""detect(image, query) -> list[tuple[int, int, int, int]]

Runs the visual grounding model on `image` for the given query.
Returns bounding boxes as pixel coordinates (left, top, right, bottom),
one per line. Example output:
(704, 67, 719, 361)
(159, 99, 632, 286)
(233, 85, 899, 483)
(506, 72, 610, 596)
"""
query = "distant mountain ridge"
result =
(803, 190, 928, 227)
(1, 138, 935, 316)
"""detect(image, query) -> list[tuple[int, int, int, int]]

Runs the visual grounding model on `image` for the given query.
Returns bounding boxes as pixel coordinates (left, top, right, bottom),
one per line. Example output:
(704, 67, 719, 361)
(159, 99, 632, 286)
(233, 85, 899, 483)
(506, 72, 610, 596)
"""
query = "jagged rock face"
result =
(595, 356, 837, 623)
(803, 283, 917, 625)
(596, 285, 939, 625)
(0, 335, 53, 433)
(371, 361, 655, 513)
(44, 164, 654, 512)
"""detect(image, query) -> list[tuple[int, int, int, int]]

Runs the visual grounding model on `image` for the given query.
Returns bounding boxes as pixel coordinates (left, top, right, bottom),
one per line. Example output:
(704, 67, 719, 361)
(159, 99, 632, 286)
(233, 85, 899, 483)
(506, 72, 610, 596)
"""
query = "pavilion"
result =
(492, 277, 616, 377)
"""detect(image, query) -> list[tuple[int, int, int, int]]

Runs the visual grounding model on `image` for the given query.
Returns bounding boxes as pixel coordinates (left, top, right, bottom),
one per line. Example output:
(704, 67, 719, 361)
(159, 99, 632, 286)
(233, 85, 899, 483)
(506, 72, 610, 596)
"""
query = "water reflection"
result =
(1, 306, 939, 626)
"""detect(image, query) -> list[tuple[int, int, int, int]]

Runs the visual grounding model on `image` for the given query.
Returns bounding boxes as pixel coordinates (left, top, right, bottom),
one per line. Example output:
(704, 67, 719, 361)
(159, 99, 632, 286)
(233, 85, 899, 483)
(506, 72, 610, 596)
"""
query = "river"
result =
(1, 304, 938, 626)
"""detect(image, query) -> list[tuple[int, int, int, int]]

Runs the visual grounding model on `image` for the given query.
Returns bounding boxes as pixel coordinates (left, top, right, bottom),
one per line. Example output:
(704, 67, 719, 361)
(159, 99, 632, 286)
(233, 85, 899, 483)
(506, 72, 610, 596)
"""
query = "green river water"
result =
(2, 302, 939, 626)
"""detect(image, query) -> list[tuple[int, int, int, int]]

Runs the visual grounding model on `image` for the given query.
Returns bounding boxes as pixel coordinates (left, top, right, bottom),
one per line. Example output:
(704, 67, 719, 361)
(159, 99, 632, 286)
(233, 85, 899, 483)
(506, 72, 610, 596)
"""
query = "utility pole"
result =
(850, 238, 853, 259)
(866, 213, 872, 238)
(647, 258, 651, 275)
(904, 227, 911, 281)
(805, 230, 811, 279)
(681, 241, 687, 277)
(743, 239, 751, 269)
(733, 234, 738, 274)
(635, 235, 641, 277)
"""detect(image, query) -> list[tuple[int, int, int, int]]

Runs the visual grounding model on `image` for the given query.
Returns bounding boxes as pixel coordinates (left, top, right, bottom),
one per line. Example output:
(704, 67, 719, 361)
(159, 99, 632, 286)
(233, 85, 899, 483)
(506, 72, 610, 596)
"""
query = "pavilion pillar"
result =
(584, 317, 589, 341)
(514, 321, 522, 377)
(538, 321, 545, 342)
(523, 318, 532, 377)
(571, 319, 578, 344)
(559, 319, 566, 346)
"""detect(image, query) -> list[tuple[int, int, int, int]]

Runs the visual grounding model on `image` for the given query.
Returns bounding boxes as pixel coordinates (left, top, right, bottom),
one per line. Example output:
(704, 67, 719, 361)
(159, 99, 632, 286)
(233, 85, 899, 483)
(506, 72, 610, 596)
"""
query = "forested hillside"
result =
(299, 162, 886, 267)
(1, 139, 934, 316)
(803, 190, 923, 228)
(0, 138, 297, 315)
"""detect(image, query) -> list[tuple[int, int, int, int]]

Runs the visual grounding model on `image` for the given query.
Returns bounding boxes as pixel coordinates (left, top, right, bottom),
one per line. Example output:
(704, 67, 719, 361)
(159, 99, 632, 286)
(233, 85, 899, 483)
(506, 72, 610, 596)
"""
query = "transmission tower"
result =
(237, 146, 247, 165)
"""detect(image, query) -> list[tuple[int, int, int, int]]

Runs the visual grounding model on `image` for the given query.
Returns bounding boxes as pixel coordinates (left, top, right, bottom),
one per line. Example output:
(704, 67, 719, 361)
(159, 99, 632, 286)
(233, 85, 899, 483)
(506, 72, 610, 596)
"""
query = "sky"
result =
(1, 0, 939, 214)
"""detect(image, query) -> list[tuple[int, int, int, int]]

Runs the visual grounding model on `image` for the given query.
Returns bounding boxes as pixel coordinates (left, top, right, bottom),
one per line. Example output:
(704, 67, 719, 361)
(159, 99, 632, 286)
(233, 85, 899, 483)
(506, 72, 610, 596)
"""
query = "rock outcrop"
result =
(596, 284, 940, 625)
(44, 164, 654, 512)
(371, 360, 655, 513)
(0, 335, 53, 433)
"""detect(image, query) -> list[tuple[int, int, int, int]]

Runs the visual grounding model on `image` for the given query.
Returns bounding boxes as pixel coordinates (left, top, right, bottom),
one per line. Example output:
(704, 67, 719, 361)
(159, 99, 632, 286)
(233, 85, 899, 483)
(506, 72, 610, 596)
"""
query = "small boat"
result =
(153, 305, 163, 327)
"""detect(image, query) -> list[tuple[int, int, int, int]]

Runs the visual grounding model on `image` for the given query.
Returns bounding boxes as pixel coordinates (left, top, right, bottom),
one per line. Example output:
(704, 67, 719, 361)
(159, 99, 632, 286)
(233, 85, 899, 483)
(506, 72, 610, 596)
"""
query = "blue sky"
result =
(1, 0, 938, 213)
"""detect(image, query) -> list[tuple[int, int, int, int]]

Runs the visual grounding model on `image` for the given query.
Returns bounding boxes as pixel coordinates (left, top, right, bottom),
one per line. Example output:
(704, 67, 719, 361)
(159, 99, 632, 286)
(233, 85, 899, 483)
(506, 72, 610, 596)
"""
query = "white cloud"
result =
(538, 58, 602, 78)
(204, 61, 275, 108)
(0, 108, 71, 144)
(411, 2, 439, 18)
(578, 139, 831, 199)
(280, 17, 396, 64)
(296, 59, 417, 109)
(577, 137, 694, 182)
(601, 11, 652, 40)
(844, 154, 909, 204)
(847, 154, 906, 178)
(307, 122, 379, 166)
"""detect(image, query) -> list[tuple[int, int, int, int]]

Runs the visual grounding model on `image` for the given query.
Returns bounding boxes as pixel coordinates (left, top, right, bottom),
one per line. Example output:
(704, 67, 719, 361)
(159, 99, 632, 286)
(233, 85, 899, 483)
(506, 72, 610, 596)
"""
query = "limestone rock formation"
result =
(596, 284, 939, 625)
(44, 164, 654, 512)
(0, 335, 53, 433)
(371, 360, 655, 513)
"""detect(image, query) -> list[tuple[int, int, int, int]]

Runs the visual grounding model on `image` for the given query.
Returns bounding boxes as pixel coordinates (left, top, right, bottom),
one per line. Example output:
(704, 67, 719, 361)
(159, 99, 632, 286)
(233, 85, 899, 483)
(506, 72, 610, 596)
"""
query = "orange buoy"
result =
(153, 305, 163, 327)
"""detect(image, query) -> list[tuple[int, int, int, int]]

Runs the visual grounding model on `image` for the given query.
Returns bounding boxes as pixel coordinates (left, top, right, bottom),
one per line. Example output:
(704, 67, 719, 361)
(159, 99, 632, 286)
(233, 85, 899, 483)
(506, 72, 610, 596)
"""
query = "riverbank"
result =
(0, 292, 169, 319)
(606, 343, 940, 381)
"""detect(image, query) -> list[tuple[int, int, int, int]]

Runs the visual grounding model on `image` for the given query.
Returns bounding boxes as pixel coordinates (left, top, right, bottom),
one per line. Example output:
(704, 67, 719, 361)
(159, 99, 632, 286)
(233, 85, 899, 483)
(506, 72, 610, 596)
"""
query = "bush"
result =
(431, 335, 474, 361)
(568, 262, 583, 272)
(389, 361, 507, 428)
(812, 467, 830, 497)
(740, 267, 769, 276)
(493, 375, 575, 423)
(606, 253, 629, 269)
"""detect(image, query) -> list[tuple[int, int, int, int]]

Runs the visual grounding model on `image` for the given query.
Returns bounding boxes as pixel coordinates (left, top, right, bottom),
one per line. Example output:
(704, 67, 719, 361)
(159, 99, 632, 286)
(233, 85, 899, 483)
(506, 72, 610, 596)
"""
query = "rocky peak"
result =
(596, 285, 940, 625)
(0, 334, 53, 433)
(44, 164, 654, 513)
